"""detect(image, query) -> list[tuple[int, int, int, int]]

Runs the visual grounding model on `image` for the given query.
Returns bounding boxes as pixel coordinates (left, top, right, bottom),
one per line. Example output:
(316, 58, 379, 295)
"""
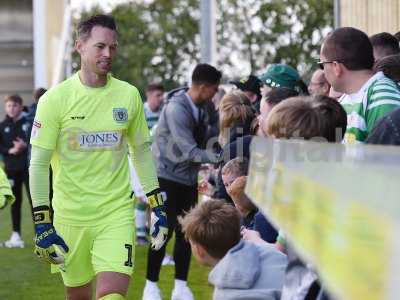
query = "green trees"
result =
(110, 1, 199, 92)
(217, 0, 333, 76)
(74, 0, 333, 94)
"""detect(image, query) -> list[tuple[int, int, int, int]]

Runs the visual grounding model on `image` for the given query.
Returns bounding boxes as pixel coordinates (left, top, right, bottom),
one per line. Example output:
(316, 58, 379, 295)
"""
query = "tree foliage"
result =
(216, 0, 333, 77)
(73, 0, 333, 94)
(111, 0, 199, 93)
(74, 1, 199, 94)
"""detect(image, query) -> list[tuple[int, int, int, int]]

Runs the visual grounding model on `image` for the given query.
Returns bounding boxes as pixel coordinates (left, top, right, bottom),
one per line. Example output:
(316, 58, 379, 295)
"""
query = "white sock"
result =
(11, 231, 21, 238)
(146, 279, 158, 289)
(174, 279, 187, 290)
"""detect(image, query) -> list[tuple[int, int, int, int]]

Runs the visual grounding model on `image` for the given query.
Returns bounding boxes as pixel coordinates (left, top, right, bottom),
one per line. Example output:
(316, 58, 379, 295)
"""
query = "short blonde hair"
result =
(180, 200, 241, 259)
(226, 176, 256, 213)
(218, 91, 254, 146)
(264, 96, 322, 140)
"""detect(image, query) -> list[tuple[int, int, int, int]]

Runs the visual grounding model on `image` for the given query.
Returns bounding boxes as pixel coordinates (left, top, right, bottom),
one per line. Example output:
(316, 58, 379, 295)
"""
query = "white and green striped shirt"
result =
(143, 102, 162, 130)
(341, 72, 400, 143)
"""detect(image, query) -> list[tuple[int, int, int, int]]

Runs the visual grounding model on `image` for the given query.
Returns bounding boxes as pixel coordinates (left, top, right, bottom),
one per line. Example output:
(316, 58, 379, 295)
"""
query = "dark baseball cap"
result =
(230, 75, 262, 96)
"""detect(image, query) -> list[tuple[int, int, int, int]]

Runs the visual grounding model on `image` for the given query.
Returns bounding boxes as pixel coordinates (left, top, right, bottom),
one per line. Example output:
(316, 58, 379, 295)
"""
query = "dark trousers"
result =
(7, 169, 32, 233)
(146, 177, 198, 282)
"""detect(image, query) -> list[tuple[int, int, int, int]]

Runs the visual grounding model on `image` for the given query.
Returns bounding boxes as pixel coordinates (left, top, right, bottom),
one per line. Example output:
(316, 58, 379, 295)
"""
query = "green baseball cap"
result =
(258, 64, 302, 92)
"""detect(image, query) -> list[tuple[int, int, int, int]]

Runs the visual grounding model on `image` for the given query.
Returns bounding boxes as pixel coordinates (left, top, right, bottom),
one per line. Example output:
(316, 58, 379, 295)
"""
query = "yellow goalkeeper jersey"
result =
(31, 72, 158, 225)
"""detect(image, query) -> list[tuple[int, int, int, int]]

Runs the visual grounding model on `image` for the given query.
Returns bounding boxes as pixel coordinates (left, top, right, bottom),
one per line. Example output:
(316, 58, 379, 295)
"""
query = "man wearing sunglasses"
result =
(319, 27, 400, 143)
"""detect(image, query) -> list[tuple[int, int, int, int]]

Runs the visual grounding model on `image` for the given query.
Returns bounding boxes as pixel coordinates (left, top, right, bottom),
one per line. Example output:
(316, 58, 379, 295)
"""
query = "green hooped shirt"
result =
(341, 72, 400, 143)
(31, 72, 158, 225)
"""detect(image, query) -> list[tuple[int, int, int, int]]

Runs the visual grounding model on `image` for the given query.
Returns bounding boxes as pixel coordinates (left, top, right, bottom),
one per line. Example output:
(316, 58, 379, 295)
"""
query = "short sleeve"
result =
(30, 92, 61, 150)
(366, 80, 400, 133)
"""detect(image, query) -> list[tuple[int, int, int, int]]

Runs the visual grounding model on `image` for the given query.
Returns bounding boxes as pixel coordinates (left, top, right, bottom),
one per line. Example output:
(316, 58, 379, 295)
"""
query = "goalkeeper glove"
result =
(147, 188, 168, 250)
(33, 206, 69, 264)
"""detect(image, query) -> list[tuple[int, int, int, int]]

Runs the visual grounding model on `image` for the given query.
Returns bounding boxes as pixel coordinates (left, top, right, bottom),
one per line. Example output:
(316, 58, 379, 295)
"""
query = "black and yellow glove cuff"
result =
(33, 206, 51, 224)
(146, 188, 165, 209)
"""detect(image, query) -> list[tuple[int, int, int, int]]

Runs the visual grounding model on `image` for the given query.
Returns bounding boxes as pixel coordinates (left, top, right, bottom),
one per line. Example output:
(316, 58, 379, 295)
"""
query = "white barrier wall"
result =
(246, 137, 400, 300)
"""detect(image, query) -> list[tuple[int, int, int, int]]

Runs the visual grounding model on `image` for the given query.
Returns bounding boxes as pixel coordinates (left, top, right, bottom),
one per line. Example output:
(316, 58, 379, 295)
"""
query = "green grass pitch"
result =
(0, 195, 213, 299)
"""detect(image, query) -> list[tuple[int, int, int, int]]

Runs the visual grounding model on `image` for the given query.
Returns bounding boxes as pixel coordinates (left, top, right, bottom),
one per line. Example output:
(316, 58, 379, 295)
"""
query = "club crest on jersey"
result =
(113, 108, 128, 123)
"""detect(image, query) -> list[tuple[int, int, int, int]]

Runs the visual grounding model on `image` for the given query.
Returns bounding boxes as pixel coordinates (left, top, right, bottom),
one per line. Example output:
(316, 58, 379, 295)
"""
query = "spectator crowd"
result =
(1, 19, 400, 300)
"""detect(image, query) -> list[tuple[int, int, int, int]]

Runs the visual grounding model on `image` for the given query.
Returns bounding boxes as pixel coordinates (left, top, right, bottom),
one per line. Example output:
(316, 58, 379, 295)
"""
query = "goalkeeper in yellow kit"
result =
(29, 14, 167, 300)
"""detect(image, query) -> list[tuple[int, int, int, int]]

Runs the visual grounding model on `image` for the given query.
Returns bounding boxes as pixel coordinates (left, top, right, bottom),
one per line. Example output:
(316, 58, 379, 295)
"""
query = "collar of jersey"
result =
(75, 71, 112, 91)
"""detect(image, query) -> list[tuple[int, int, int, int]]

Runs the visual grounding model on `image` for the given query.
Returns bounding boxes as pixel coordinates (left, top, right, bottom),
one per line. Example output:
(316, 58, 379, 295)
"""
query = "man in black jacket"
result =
(0, 94, 31, 248)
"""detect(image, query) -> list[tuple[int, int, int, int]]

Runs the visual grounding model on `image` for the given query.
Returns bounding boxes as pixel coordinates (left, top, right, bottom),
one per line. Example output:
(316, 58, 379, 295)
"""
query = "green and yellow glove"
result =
(33, 206, 69, 264)
(147, 189, 168, 251)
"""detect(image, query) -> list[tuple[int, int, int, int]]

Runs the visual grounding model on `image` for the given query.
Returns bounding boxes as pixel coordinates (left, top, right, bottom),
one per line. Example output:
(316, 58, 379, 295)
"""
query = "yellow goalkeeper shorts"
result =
(52, 217, 135, 287)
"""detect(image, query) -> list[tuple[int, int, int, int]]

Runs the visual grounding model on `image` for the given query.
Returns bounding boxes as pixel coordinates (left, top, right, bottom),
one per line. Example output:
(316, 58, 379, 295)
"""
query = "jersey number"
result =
(124, 244, 133, 267)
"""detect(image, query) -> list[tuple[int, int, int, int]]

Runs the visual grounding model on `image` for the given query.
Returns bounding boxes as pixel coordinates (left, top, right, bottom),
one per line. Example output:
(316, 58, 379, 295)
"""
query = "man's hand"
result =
(8, 138, 27, 155)
(13, 138, 27, 154)
(8, 146, 18, 155)
(14, 137, 27, 151)
(198, 180, 215, 196)
(146, 189, 168, 251)
(33, 206, 69, 264)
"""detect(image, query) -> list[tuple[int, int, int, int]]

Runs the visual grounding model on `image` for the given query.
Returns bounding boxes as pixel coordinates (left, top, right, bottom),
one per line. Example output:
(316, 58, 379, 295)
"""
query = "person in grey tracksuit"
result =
(143, 64, 222, 300)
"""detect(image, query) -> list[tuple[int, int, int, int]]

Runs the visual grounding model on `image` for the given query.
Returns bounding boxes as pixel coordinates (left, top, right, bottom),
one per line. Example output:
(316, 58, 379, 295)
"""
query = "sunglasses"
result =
(317, 60, 342, 70)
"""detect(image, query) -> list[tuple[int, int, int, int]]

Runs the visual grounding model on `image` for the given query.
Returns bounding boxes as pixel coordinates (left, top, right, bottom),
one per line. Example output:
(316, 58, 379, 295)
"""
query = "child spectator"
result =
(208, 91, 255, 202)
(0, 94, 32, 248)
(264, 96, 323, 140)
(258, 87, 299, 137)
(222, 158, 278, 243)
(264, 95, 346, 141)
(180, 200, 287, 300)
(226, 176, 258, 228)
(258, 95, 347, 300)
(221, 157, 249, 189)
(218, 90, 254, 148)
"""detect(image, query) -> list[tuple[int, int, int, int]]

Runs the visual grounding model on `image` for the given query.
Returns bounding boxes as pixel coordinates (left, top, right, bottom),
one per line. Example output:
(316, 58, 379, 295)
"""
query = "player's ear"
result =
(75, 39, 83, 55)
